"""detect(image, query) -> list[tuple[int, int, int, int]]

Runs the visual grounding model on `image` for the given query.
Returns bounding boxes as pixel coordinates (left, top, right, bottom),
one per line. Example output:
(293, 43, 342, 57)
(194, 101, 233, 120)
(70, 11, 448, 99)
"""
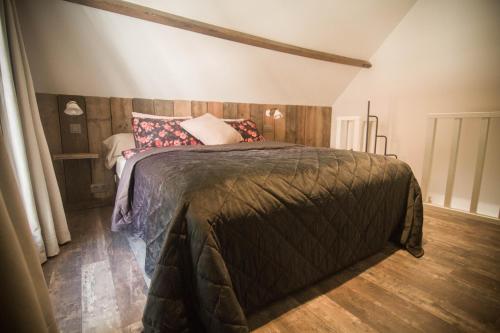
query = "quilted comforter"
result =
(111, 142, 424, 333)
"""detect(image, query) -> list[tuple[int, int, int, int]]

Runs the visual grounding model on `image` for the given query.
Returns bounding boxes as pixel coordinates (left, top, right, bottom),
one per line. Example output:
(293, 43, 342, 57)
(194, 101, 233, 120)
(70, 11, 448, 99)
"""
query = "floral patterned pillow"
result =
(225, 119, 265, 143)
(121, 147, 153, 160)
(132, 117, 203, 148)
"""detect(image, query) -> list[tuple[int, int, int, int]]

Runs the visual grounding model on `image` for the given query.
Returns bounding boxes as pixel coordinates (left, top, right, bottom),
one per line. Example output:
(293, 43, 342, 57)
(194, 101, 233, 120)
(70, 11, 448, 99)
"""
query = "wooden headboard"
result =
(36, 93, 332, 210)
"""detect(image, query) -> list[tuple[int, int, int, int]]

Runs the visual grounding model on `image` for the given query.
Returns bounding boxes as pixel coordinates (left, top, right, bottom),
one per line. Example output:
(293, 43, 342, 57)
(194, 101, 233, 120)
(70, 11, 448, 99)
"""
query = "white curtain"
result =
(0, 0, 70, 263)
(0, 126, 57, 332)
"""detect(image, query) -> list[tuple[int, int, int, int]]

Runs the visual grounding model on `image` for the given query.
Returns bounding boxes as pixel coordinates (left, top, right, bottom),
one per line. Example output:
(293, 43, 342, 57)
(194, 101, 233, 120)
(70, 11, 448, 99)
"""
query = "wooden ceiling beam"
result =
(64, 0, 372, 68)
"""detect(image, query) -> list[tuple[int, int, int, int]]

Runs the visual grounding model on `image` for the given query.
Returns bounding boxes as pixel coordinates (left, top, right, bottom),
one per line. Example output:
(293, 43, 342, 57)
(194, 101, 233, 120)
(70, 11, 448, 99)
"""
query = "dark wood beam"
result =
(64, 0, 372, 68)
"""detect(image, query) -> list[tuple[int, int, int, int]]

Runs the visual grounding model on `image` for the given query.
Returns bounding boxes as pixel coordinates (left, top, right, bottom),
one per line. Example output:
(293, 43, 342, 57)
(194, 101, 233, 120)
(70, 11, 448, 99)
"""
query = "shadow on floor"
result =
(247, 245, 400, 330)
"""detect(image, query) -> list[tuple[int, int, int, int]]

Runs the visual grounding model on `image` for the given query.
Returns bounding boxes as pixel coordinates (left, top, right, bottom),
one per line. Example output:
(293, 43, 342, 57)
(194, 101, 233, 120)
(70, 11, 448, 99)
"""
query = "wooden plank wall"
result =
(37, 93, 117, 211)
(37, 93, 332, 210)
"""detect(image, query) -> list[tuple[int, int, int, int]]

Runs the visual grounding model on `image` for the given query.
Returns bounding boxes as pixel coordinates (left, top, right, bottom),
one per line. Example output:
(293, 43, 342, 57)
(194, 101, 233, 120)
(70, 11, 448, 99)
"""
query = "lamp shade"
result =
(273, 110, 283, 119)
(265, 108, 284, 120)
(64, 101, 83, 116)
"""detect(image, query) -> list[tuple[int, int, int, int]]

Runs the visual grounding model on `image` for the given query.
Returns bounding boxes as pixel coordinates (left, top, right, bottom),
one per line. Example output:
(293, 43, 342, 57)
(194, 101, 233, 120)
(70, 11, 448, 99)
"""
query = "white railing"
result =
(421, 112, 500, 219)
(335, 116, 360, 150)
(335, 116, 375, 152)
(336, 111, 500, 220)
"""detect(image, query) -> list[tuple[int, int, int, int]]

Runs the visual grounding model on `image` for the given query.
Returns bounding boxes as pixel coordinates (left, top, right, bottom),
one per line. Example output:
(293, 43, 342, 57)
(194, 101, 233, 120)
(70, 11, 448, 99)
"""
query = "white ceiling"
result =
(127, 0, 416, 59)
(18, 0, 416, 105)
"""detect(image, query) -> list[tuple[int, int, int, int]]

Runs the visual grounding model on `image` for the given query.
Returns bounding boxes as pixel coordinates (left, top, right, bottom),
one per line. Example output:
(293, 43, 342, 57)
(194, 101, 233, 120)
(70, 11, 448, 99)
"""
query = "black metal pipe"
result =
(379, 135, 388, 155)
(365, 101, 370, 152)
(373, 115, 379, 154)
(364, 100, 398, 158)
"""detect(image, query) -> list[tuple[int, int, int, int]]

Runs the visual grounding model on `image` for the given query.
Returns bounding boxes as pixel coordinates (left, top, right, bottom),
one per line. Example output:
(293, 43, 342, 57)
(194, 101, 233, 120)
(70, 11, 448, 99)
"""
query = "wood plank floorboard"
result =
(43, 207, 500, 332)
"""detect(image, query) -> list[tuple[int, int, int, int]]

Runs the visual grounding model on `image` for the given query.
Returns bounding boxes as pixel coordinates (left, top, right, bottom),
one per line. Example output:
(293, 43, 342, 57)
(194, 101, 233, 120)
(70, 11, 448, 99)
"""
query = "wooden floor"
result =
(43, 206, 500, 332)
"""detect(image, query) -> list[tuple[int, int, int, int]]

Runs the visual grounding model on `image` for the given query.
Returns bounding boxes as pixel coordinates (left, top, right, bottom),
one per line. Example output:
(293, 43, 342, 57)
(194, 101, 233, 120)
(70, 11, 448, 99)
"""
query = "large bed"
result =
(111, 141, 424, 333)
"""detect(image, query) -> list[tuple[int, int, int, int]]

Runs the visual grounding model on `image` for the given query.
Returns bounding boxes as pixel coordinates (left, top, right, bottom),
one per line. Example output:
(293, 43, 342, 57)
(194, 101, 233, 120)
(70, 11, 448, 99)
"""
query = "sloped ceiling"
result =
(17, 0, 416, 105)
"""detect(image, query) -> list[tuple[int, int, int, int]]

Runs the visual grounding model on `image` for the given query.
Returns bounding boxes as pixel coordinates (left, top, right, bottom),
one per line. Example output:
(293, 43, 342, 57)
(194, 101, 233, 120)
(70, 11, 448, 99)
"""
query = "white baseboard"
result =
(423, 203, 499, 225)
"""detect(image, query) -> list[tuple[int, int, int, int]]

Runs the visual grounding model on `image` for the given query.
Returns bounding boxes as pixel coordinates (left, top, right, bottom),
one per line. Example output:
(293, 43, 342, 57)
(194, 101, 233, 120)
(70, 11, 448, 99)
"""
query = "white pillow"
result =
(222, 118, 245, 122)
(132, 111, 192, 120)
(180, 113, 243, 145)
(102, 133, 135, 169)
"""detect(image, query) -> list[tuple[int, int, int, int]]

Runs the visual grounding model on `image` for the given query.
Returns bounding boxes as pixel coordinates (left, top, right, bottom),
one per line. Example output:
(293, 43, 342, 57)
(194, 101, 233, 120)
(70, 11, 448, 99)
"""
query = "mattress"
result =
(115, 156, 126, 180)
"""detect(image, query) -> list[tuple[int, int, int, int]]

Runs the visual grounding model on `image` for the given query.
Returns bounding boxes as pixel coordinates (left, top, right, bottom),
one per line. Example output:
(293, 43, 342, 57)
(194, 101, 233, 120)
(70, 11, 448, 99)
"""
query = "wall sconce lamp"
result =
(64, 101, 84, 116)
(265, 108, 284, 120)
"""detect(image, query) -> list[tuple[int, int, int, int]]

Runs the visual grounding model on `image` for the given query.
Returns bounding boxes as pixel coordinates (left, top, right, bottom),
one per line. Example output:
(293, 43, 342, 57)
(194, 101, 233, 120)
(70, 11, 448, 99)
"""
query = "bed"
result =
(111, 141, 423, 333)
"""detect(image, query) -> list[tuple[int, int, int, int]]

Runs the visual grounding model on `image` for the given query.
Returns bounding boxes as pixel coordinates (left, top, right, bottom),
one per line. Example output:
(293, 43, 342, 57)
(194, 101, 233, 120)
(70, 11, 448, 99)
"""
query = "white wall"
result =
(17, 0, 415, 106)
(332, 0, 500, 216)
(18, 0, 498, 214)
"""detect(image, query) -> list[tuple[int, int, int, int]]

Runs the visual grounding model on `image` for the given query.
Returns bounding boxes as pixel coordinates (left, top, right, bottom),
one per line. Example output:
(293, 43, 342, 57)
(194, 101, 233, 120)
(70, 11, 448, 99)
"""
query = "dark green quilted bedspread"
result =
(111, 142, 424, 333)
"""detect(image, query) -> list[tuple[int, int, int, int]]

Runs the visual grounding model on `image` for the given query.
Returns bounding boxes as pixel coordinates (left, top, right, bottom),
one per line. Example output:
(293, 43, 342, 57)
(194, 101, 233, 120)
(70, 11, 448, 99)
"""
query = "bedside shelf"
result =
(52, 153, 99, 161)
